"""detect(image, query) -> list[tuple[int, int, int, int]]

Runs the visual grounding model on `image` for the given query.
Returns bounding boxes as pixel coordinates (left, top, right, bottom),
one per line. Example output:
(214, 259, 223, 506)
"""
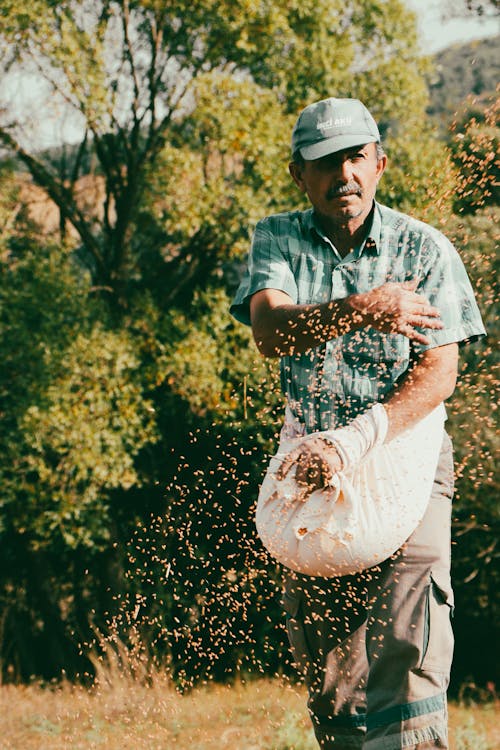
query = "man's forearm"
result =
(252, 298, 361, 357)
(383, 343, 458, 442)
(250, 283, 443, 357)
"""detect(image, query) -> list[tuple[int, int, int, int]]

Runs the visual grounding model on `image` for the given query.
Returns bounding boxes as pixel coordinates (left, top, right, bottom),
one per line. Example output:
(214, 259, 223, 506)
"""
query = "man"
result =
(230, 97, 485, 749)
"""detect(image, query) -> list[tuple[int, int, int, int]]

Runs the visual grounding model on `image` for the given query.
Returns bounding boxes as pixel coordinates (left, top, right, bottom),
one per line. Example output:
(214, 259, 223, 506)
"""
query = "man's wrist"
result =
(312, 437, 344, 477)
(336, 294, 366, 333)
(318, 437, 345, 469)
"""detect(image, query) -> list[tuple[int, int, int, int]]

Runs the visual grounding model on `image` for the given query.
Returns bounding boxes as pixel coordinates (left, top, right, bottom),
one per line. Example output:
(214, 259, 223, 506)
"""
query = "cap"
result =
(291, 97, 380, 161)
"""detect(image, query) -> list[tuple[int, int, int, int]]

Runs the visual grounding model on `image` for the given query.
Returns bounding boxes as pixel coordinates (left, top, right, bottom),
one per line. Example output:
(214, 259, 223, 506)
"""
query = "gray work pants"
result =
(282, 432, 455, 749)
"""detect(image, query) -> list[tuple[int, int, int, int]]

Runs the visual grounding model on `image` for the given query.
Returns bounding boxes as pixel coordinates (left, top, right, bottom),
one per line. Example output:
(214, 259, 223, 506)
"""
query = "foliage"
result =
(376, 128, 456, 223)
(19, 325, 158, 549)
(0, 207, 161, 677)
(448, 93, 500, 214)
(0, 0, 497, 689)
(0, 0, 438, 310)
(446, 212, 499, 545)
(445, 208, 499, 686)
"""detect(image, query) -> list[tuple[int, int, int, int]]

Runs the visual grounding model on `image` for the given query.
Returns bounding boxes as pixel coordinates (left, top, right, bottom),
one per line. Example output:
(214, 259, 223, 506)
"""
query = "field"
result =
(1, 672, 498, 750)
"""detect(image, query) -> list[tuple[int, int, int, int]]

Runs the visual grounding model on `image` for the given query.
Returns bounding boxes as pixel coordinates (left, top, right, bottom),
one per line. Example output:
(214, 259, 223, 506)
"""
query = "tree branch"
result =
(121, 0, 142, 130)
(0, 128, 107, 281)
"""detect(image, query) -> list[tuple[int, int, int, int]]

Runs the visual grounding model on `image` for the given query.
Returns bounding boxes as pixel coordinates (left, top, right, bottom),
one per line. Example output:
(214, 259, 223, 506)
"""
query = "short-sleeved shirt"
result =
(230, 202, 486, 433)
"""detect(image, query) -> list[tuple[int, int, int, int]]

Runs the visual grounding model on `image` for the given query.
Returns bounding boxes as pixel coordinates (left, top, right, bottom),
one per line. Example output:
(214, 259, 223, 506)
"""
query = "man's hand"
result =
(276, 437, 343, 498)
(346, 280, 443, 345)
(250, 281, 443, 359)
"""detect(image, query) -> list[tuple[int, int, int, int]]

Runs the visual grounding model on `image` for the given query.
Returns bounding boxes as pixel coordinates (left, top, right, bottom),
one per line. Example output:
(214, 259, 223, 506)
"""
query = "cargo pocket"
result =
(419, 569, 455, 674)
(282, 590, 314, 681)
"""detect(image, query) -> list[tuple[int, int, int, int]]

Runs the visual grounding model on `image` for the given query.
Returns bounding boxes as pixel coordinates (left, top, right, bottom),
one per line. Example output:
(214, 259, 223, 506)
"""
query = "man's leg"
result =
(282, 571, 369, 749)
(282, 432, 454, 750)
(363, 432, 455, 749)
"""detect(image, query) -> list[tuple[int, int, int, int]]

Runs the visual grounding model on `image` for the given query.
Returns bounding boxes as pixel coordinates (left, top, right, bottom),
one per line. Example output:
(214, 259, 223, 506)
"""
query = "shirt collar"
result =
(306, 202, 382, 257)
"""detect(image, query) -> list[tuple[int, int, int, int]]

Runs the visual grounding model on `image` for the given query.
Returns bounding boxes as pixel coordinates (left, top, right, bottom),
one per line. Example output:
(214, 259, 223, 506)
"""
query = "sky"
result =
(408, 0, 499, 52)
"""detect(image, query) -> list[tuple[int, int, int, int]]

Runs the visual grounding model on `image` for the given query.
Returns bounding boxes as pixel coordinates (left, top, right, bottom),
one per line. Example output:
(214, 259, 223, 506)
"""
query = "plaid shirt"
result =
(231, 202, 486, 432)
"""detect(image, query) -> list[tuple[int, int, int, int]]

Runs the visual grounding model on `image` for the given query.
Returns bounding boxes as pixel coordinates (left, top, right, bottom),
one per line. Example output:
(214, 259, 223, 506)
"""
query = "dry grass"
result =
(0, 672, 498, 750)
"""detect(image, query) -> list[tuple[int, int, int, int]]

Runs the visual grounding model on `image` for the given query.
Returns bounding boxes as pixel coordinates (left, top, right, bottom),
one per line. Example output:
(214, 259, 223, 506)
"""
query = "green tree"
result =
(445, 207, 499, 687)
(0, 1, 479, 684)
(0, 0, 450, 311)
(448, 93, 499, 214)
(0, 190, 161, 676)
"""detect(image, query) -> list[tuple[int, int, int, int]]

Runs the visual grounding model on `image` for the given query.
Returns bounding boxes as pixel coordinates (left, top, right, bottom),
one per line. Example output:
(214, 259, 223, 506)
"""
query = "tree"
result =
(0, 1, 474, 683)
(444, 207, 499, 688)
(448, 93, 499, 214)
(0, 0, 445, 312)
(0, 175, 162, 676)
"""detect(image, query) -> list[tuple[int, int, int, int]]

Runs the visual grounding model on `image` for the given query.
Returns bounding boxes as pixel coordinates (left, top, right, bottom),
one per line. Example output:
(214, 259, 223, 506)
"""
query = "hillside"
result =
(427, 35, 499, 124)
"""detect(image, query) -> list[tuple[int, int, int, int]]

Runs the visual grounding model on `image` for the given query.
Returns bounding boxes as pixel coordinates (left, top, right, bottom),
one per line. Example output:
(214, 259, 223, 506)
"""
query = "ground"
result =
(1, 675, 498, 749)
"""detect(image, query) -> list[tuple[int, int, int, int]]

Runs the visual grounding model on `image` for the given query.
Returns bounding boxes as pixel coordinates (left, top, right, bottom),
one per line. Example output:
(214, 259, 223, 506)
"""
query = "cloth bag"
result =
(255, 405, 445, 577)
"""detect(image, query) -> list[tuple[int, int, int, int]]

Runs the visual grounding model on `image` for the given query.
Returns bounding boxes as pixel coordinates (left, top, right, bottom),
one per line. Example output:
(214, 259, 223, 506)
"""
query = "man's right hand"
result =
(276, 437, 343, 498)
(345, 280, 443, 345)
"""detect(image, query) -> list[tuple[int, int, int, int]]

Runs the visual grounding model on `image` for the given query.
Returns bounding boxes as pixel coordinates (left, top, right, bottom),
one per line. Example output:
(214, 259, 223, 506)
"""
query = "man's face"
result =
(289, 142, 387, 227)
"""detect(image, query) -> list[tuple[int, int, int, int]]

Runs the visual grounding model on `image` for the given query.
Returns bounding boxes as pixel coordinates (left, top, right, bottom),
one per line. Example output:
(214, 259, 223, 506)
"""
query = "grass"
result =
(0, 673, 498, 749)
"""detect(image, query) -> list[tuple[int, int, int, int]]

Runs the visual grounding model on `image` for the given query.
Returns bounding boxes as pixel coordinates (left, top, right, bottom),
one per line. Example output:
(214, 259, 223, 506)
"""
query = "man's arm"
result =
(250, 283, 444, 357)
(278, 343, 458, 491)
(383, 342, 457, 441)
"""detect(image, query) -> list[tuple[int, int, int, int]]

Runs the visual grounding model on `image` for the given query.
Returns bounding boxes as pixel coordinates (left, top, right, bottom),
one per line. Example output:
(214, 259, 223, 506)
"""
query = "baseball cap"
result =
(291, 97, 380, 161)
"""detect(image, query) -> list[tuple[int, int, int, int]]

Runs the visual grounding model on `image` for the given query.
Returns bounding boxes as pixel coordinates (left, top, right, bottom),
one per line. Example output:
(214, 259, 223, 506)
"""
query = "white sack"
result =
(255, 405, 446, 577)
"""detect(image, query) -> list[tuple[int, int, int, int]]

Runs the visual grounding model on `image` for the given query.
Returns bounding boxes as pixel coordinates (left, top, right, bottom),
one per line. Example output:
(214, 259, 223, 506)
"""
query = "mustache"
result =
(327, 182, 362, 200)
